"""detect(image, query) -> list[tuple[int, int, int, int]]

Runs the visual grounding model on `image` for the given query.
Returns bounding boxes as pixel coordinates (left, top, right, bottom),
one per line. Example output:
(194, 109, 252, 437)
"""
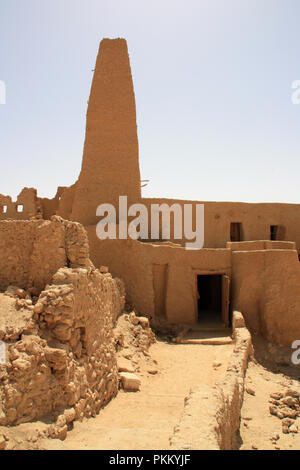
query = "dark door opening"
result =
(270, 225, 278, 241)
(196, 274, 230, 327)
(230, 222, 242, 242)
(270, 225, 286, 241)
(197, 274, 222, 319)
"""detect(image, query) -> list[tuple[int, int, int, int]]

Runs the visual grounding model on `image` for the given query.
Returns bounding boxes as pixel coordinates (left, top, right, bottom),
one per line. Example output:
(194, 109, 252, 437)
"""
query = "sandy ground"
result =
(5, 323, 300, 451)
(39, 339, 233, 450)
(240, 337, 300, 450)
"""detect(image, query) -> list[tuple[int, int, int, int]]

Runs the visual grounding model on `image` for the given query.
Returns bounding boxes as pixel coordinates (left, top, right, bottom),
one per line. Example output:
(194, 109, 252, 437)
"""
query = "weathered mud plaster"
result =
(0, 188, 42, 221)
(0, 217, 92, 291)
(70, 38, 142, 226)
(0, 217, 125, 431)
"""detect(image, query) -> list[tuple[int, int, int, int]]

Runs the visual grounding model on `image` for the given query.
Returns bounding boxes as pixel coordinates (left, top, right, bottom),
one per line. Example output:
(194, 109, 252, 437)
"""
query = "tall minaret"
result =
(71, 38, 141, 225)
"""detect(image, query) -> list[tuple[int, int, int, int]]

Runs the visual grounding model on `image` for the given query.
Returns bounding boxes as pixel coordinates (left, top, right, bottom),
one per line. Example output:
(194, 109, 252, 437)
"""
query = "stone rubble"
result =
(269, 388, 300, 434)
(113, 311, 156, 393)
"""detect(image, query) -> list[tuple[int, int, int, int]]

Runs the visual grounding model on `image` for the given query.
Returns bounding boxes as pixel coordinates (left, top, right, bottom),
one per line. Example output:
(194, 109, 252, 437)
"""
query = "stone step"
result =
(175, 327, 233, 345)
(178, 336, 233, 345)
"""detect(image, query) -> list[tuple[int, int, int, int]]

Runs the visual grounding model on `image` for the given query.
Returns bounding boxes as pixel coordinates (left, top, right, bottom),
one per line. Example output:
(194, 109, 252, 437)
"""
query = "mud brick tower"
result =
(71, 38, 141, 225)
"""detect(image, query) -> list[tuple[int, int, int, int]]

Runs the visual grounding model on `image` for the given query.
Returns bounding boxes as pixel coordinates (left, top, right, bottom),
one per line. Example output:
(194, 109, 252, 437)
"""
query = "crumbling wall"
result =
(0, 217, 125, 432)
(56, 184, 77, 221)
(0, 265, 124, 429)
(39, 187, 67, 220)
(0, 217, 91, 292)
(0, 221, 36, 289)
(215, 324, 252, 449)
(0, 188, 42, 221)
(0, 186, 75, 223)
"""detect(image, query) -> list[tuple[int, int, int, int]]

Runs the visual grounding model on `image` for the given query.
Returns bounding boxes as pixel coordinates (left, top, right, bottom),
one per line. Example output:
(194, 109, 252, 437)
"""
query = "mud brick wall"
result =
(0, 265, 125, 427)
(0, 188, 41, 221)
(0, 217, 125, 429)
(0, 217, 91, 291)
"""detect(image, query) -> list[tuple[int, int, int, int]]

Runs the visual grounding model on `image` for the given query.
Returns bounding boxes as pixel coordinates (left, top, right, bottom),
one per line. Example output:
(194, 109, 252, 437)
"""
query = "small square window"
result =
(2, 205, 7, 214)
(17, 204, 23, 213)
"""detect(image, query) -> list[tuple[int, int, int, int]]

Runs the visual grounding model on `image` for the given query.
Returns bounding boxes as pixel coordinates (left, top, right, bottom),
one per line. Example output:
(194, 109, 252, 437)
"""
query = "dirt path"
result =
(41, 339, 233, 450)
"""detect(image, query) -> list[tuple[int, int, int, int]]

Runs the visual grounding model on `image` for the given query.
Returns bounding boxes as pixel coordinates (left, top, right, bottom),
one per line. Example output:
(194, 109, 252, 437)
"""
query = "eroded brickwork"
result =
(0, 218, 125, 431)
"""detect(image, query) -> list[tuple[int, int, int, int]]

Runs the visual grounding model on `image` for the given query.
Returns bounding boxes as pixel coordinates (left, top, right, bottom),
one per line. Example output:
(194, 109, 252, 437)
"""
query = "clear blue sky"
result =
(1, 0, 300, 203)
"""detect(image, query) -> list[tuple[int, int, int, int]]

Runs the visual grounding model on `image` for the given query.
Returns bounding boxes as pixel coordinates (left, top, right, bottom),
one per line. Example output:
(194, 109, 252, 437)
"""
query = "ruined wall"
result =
(0, 217, 125, 429)
(231, 249, 300, 345)
(0, 188, 42, 221)
(0, 217, 91, 291)
(0, 185, 73, 223)
(56, 183, 77, 221)
(0, 266, 124, 428)
(39, 187, 67, 221)
(70, 38, 141, 226)
(0, 221, 36, 289)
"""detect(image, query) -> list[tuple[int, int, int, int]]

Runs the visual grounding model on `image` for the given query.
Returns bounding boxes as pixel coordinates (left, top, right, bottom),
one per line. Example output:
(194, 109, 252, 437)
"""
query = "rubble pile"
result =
(114, 311, 156, 392)
(269, 388, 300, 434)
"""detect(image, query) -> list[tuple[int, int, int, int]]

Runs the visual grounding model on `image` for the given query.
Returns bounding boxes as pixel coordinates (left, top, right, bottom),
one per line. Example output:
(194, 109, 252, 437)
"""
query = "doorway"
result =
(230, 222, 242, 242)
(270, 225, 278, 241)
(196, 274, 230, 327)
